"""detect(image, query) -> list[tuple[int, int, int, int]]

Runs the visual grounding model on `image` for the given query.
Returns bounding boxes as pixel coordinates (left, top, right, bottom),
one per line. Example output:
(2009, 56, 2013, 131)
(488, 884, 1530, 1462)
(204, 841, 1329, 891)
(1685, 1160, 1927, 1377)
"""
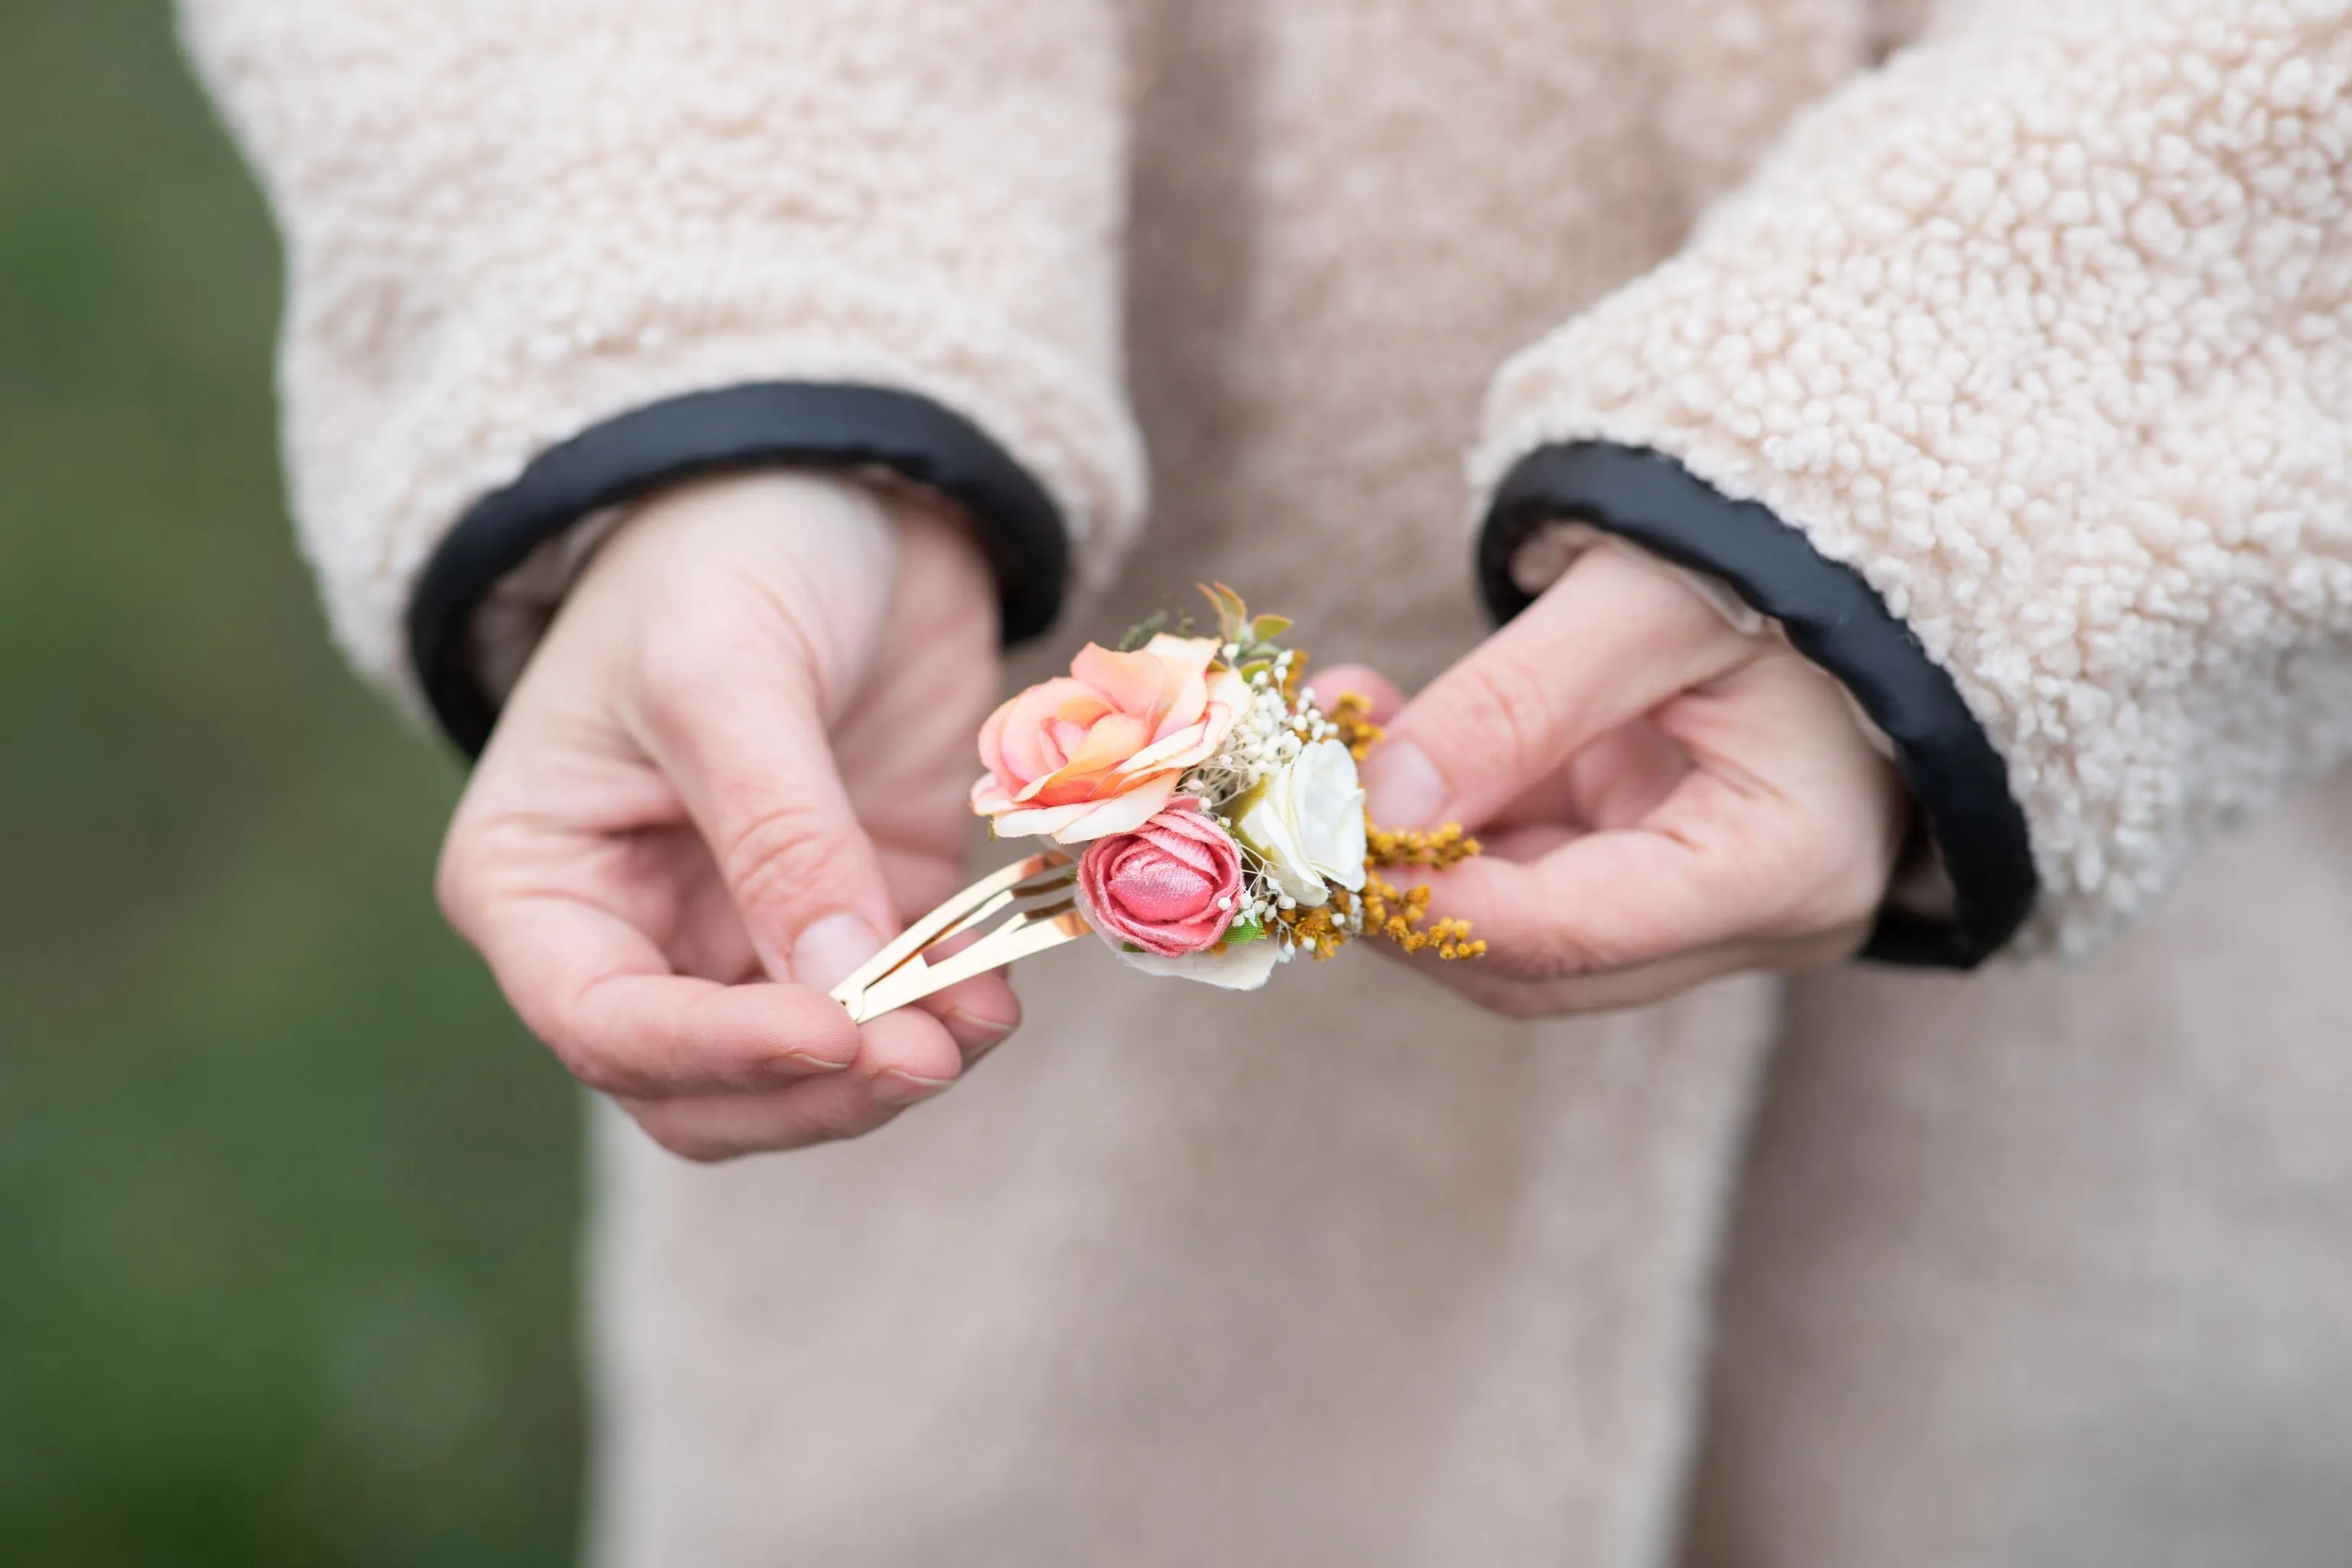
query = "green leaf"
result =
(1223, 920, 1266, 946)
(1248, 614, 1292, 643)
(1121, 942, 1145, 954)
(1200, 582, 1250, 645)
(1116, 609, 1168, 652)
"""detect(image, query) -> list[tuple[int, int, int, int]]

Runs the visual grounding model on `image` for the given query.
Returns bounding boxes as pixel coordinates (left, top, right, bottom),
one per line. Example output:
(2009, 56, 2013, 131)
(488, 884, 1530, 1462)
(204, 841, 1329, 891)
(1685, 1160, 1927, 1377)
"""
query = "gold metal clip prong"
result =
(829, 850, 1089, 1024)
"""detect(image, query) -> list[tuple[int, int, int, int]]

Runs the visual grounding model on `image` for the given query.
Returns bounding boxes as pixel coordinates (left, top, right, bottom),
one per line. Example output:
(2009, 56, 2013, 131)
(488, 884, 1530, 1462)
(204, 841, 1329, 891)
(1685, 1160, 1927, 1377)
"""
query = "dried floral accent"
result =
(1328, 691, 1386, 761)
(967, 582, 1485, 991)
(1366, 821, 1482, 871)
(1273, 895, 1351, 961)
(1359, 871, 1488, 961)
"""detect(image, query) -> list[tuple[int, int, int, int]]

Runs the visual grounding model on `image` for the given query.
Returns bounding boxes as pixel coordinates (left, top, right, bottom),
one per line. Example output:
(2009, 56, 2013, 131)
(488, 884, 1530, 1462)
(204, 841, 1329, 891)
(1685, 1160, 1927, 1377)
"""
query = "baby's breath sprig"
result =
(1184, 647, 1341, 814)
(1141, 583, 1488, 970)
(1273, 897, 1350, 961)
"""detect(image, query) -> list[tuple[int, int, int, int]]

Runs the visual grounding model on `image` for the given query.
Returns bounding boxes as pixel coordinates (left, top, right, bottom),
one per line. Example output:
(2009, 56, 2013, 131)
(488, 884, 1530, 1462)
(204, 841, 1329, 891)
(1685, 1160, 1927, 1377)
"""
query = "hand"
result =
(435, 471, 1018, 1158)
(1341, 543, 1909, 1015)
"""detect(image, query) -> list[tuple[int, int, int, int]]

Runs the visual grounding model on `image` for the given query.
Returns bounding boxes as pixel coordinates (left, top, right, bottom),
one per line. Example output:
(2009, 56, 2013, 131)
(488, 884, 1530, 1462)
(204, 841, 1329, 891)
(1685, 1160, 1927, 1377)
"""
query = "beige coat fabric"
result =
(187, 0, 2352, 1563)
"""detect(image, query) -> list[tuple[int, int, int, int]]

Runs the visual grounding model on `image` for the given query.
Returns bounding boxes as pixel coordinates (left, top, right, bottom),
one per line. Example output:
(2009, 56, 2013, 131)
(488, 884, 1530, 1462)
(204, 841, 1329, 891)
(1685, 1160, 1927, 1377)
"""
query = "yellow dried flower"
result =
(1328, 691, 1387, 760)
(1274, 899, 1348, 961)
(1354, 861, 1484, 961)
(1365, 820, 1481, 871)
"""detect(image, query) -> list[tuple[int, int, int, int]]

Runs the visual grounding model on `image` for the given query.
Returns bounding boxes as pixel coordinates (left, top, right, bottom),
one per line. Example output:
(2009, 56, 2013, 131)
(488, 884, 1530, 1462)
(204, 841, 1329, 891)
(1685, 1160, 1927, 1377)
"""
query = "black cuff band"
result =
(405, 382, 1067, 757)
(1478, 442, 2037, 969)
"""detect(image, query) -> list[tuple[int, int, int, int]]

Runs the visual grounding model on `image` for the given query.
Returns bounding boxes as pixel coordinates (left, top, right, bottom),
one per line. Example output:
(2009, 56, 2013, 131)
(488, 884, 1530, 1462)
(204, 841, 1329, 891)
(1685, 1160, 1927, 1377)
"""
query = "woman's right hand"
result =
(434, 471, 1019, 1161)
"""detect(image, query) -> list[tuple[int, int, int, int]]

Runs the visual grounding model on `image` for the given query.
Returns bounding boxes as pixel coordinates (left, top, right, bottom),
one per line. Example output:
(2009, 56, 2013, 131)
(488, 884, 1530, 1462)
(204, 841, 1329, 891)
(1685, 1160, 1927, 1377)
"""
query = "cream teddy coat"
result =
(187, 0, 2352, 1562)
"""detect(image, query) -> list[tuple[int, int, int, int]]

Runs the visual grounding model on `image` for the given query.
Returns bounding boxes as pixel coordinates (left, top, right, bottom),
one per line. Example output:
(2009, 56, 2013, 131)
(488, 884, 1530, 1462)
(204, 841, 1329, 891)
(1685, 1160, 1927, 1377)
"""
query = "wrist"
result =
(475, 468, 903, 720)
(577, 471, 906, 707)
(586, 469, 900, 592)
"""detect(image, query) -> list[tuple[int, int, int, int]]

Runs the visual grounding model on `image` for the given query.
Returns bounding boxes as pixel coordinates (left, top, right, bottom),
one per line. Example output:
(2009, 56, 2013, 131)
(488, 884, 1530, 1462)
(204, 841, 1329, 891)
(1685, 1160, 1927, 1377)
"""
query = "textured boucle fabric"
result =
(184, 0, 2352, 1564)
(179, 0, 1144, 707)
(1477, 0, 2352, 956)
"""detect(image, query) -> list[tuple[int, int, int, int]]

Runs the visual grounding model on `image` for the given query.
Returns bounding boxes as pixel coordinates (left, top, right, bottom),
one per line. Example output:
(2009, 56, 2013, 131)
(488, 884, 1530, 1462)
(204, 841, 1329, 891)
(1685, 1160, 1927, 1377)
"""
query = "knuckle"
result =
(1481, 935, 1564, 986)
(1771, 817, 1891, 936)
(1669, 809, 1811, 939)
(632, 1106, 738, 1165)
(720, 799, 854, 916)
(432, 828, 485, 935)
(802, 1095, 887, 1146)
(1791, 921, 1873, 970)
(550, 1035, 632, 1096)
(537, 979, 635, 1095)
(1472, 982, 1555, 1021)
(1511, 884, 1619, 981)
(1723, 857, 1801, 936)
(1592, 544, 1741, 649)
(1521, 928, 1607, 985)
(637, 612, 765, 728)
(1445, 658, 1558, 780)
(1824, 851, 1894, 929)
(658, 1132, 736, 1165)
(1439, 889, 1602, 987)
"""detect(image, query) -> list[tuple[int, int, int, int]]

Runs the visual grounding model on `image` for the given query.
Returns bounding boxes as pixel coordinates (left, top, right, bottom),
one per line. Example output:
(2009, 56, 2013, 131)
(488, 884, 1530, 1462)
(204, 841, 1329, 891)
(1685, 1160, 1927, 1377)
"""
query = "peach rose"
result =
(972, 633, 1246, 842)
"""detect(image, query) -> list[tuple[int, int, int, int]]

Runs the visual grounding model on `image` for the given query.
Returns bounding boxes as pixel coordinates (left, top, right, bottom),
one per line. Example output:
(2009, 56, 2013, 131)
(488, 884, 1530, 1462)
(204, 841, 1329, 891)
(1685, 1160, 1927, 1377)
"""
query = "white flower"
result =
(1232, 739, 1367, 907)
(1112, 937, 1281, 991)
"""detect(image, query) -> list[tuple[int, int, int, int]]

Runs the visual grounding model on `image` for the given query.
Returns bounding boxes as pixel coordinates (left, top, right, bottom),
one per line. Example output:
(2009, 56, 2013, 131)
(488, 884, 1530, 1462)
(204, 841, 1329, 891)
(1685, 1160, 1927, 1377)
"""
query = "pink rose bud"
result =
(1076, 799, 1244, 956)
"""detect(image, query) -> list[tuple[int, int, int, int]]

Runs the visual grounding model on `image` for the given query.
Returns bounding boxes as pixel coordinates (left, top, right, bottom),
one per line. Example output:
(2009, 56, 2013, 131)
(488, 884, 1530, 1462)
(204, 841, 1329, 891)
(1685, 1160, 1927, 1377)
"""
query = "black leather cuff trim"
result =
(406, 381, 1068, 757)
(1478, 442, 2037, 969)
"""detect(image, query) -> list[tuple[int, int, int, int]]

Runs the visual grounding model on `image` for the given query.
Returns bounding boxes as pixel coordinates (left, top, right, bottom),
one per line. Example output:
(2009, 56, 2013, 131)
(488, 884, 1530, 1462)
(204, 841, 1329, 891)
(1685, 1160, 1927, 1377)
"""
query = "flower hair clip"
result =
(831, 586, 1485, 1023)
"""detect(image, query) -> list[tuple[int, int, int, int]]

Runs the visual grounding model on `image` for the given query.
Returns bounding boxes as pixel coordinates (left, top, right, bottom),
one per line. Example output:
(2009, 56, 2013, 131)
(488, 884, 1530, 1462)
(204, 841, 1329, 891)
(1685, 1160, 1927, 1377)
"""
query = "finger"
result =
(1414, 768, 1803, 982)
(617, 1008, 971, 1161)
(1421, 639, 1902, 984)
(920, 970, 1022, 1063)
(874, 902, 1024, 1063)
(451, 880, 863, 1097)
(1424, 722, 1891, 986)
(1478, 720, 1691, 838)
(1360, 546, 1754, 831)
(1557, 720, 1692, 831)
(629, 642, 900, 990)
(639, 672, 1024, 1078)
(1384, 923, 1868, 1018)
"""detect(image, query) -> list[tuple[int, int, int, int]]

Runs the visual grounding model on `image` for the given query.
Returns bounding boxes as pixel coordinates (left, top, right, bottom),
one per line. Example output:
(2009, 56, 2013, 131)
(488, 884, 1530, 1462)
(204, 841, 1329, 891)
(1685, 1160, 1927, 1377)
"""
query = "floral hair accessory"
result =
(829, 586, 1485, 1021)
(970, 634, 1246, 841)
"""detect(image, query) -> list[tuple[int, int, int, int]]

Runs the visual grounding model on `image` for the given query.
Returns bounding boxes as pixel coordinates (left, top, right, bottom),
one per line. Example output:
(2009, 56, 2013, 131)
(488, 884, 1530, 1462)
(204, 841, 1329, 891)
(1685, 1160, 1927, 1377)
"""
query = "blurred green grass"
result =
(0, 5, 584, 1563)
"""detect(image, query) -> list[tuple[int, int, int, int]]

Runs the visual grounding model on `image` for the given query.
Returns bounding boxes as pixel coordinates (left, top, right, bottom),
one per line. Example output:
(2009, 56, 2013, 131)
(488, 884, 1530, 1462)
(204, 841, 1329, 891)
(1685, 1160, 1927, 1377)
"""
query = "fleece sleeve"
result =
(180, 0, 1144, 753)
(1472, 0, 2352, 964)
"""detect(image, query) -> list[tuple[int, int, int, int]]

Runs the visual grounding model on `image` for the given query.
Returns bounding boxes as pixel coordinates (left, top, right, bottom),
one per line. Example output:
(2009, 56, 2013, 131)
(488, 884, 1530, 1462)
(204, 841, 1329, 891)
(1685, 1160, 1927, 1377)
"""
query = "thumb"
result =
(1360, 544, 1753, 831)
(1308, 663, 1407, 726)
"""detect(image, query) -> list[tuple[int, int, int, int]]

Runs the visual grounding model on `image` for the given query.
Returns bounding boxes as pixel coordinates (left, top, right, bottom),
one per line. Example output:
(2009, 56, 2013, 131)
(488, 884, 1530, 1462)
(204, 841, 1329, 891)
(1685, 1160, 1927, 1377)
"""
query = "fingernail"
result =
(871, 1067, 956, 1109)
(948, 1008, 1017, 1063)
(773, 1049, 853, 1077)
(788, 913, 883, 992)
(1360, 740, 1449, 828)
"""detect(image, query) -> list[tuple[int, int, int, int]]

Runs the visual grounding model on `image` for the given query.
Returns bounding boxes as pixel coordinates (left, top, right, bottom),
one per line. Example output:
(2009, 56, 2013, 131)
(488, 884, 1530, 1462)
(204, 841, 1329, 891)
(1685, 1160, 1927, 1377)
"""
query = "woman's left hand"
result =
(1333, 544, 1910, 1016)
